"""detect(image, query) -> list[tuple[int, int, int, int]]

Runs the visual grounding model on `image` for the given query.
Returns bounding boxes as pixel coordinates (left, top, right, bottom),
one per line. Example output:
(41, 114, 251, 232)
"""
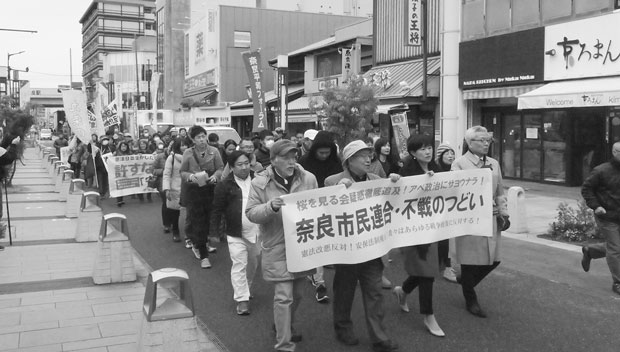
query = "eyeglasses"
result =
(471, 138, 494, 144)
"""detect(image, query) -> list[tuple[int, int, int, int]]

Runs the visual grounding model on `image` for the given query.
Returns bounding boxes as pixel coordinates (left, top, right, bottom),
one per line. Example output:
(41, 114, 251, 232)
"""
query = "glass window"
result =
(541, 0, 571, 21)
(486, 0, 511, 33)
(234, 31, 251, 48)
(462, 0, 485, 39)
(574, 0, 608, 14)
(103, 19, 121, 29)
(512, 0, 540, 27)
(542, 111, 568, 183)
(316, 51, 342, 78)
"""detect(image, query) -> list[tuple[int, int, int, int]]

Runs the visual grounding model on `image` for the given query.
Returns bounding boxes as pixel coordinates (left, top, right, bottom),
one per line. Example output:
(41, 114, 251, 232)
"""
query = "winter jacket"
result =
(254, 146, 271, 168)
(246, 164, 317, 281)
(582, 157, 620, 223)
(179, 145, 223, 205)
(211, 171, 255, 238)
(151, 152, 168, 191)
(162, 152, 183, 207)
(451, 151, 507, 265)
(298, 131, 342, 187)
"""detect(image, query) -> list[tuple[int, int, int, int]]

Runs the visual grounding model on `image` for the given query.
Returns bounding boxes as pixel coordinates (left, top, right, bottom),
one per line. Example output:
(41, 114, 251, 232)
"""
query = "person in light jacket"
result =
(325, 140, 400, 352)
(451, 125, 509, 318)
(162, 138, 190, 245)
(245, 139, 317, 352)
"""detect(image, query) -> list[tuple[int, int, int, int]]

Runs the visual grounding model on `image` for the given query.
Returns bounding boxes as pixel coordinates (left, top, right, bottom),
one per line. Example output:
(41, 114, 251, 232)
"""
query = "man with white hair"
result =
(451, 125, 509, 318)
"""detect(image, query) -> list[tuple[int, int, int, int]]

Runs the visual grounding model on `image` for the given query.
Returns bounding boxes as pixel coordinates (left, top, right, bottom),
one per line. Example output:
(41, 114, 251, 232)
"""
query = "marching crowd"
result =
(47, 123, 620, 352)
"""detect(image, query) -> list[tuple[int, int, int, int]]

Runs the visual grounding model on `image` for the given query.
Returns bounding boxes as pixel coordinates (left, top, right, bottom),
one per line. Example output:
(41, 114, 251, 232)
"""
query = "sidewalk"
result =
(0, 147, 224, 352)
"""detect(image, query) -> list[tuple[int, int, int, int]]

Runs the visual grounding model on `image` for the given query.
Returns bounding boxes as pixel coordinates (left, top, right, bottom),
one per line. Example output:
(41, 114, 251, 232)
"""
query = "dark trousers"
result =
(185, 200, 212, 259)
(96, 167, 108, 197)
(333, 258, 389, 344)
(402, 276, 435, 314)
(159, 191, 180, 234)
(460, 261, 500, 305)
(438, 239, 451, 268)
(70, 162, 81, 179)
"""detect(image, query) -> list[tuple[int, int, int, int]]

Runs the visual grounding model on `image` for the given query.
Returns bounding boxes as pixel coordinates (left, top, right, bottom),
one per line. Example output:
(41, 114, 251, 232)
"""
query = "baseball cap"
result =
(303, 129, 318, 141)
(341, 140, 373, 164)
(270, 139, 298, 160)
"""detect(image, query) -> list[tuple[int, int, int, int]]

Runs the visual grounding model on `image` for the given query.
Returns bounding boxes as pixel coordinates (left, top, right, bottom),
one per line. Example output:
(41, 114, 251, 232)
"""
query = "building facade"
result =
(459, 0, 620, 186)
(79, 0, 157, 95)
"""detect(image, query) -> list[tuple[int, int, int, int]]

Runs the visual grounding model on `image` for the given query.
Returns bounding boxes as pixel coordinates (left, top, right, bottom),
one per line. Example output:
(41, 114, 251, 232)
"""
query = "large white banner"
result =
(62, 90, 91, 144)
(281, 169, 493, 272)
(103, 154, 158, 197)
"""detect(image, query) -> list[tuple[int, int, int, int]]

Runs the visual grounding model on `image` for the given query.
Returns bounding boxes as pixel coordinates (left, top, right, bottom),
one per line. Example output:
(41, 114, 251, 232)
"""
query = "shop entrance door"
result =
(501, 114, 522, 178)
(521, 114, 542, 180)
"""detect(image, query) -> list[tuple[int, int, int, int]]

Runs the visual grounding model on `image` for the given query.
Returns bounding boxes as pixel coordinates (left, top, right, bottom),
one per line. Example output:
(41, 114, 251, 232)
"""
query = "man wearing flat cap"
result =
(246, 139, 318, 352)
(325, 140, 400, 352)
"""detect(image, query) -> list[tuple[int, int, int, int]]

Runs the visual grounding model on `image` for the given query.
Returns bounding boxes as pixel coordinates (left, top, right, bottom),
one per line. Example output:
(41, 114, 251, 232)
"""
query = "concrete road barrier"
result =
(75, 191, 103, 242)
(92, 213, 137, 284)
(507, 186, 528, 234)
(66, 179, 86, 218)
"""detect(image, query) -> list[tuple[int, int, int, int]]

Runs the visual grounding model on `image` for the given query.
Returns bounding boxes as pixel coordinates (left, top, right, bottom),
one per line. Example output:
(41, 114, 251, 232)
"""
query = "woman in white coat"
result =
(162, 138, 189, 243)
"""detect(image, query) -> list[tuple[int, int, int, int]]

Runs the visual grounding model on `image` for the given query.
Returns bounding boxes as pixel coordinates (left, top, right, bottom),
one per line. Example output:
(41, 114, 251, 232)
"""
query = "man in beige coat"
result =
(451, 126, 509, 318)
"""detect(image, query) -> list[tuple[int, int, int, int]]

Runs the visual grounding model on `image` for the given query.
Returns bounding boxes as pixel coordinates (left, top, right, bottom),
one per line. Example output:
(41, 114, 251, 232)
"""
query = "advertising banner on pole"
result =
(102, 99, 120, 127)
(281, 169, 493, 272)
(61, 90, 91, 144)
(241, 50, 267, 132)
(103, 153, 158, 197)
(390, 112, 410, 158)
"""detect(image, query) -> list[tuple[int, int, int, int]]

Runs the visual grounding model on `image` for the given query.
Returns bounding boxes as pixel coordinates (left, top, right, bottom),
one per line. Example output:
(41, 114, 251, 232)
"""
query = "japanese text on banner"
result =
(281, 169, 493, 272)
(104, 154, 157, 197)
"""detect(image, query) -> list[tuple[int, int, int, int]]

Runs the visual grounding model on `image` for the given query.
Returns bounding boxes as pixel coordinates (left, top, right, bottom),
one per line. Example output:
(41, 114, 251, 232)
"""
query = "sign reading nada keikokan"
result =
(545, 12, 620, 80)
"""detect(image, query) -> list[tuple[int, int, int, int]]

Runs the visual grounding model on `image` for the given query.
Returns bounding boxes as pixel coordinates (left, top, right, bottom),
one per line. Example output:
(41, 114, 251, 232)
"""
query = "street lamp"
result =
(7, 50, 26, 107)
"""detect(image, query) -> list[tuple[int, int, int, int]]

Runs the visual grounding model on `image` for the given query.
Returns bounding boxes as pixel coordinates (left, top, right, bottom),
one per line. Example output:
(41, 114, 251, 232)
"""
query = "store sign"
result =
(318, 77, 338, 91)
(341, 45, 360, 83)
(545, 12, 620, 80)
(460, 27, 544, 89)
(184, 69, 217, 94)
(406, 0, 421, 46)
(241, 50, 268, 132)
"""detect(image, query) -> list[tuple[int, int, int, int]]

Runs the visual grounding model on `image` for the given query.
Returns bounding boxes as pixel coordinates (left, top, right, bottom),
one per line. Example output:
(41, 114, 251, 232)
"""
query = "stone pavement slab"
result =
(11, 178, 54, 186)
(12, 171, 49, 178)
(5, 193, 61, 202)
(3, 218, 76, 242)
(6, 185, 55, 193)
(3, 202, 66, 219)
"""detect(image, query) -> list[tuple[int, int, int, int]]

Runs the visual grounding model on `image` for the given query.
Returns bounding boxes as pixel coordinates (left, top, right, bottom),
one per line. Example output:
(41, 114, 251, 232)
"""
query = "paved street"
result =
(2, 147, 619, 352)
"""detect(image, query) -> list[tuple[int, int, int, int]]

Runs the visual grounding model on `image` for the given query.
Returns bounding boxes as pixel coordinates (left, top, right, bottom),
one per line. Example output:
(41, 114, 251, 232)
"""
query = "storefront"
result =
(460, 19, 620, 186)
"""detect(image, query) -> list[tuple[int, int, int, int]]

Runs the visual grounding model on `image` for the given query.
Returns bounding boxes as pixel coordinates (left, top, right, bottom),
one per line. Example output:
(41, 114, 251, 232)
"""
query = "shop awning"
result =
(517, 76, 620, 109)
(463, 84, 543, 100)
(363, 56, 441, 100)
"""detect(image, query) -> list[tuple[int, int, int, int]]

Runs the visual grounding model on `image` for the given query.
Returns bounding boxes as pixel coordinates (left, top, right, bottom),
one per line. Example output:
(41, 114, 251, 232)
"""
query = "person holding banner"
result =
(245, 139, 318, 352)
(114, 142, 133, 206)
(451, 126, 509, 318)
(180, 126, 224, 269)
(299, 130, 343, 304)
(324, 140, 400, 352)
(392, 134, 445, 337)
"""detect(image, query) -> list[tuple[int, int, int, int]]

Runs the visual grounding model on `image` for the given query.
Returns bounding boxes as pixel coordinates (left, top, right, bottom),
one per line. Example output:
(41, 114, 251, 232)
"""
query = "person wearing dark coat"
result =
(298, 130, 343, 303)
(211, 151, 260, 315)
(392, 134, 444, 337)
(0, 135, 21, 249)
(581, 141, 620, 296)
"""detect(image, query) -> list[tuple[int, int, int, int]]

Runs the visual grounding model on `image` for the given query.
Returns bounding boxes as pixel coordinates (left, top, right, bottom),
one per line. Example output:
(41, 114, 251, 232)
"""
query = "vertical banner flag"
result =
(150, 72, 161, 131)
(102, 99, 120, 127)
(116, 83, 123, 128)
(62, 90, 91, 143)
(242, 50, 267, 132)
(391, 112, 410, 158)
(91, 83, 107, 136)
(407, 0, 422, 46)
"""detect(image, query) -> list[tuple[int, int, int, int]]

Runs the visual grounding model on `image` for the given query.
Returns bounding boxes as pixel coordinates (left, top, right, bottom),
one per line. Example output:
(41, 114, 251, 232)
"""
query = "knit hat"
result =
(436, 142, 455, 161)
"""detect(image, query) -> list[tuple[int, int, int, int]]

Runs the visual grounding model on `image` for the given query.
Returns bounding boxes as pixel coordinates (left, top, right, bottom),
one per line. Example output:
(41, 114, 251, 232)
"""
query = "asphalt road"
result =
(101, 197, 620, 352)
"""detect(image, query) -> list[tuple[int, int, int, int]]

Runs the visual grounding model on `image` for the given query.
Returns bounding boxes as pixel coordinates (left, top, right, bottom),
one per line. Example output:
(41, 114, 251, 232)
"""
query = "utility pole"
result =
(134, 34, 141, 109)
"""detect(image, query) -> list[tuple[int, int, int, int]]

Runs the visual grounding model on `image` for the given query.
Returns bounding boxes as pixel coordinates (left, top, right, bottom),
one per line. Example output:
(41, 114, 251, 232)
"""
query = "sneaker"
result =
(236, 301, 250, 315)
(185, 239, 193, 249)
(200, 258, 212, 269)
(443, 267, 458, 283)
(307, 274, 318, 287)
(372, 339, 399, 352)
(315, 284, 329, 303)
(163, 226, 171, 234)
(208, 245, 217, 253)
(392, 286, 409, 312)
(172, 234, 181, 242)
(192, 246, 201, 260)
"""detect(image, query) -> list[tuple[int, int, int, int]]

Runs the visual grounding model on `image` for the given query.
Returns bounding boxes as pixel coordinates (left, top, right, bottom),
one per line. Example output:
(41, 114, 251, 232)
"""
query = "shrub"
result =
(548, 201, 601, 242)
